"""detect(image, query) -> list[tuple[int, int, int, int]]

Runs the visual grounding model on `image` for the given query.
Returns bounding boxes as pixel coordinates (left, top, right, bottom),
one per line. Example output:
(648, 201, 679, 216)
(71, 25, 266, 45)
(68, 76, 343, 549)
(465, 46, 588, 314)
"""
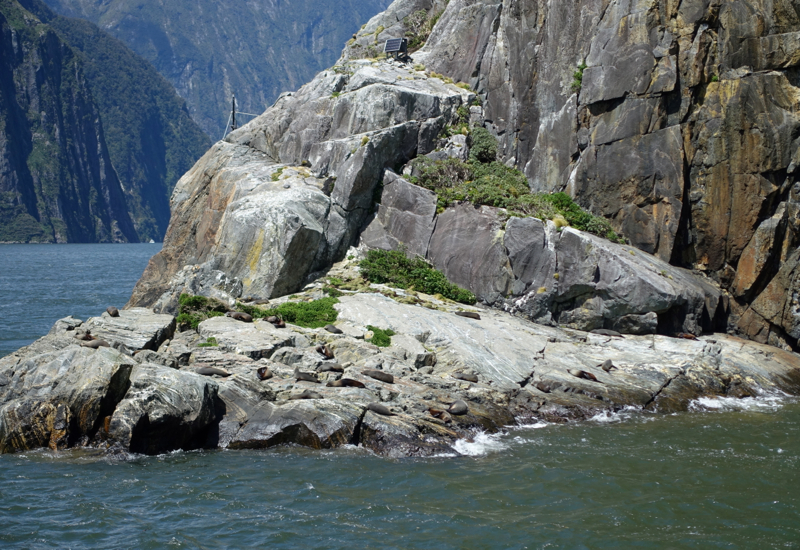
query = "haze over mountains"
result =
(43, 0, 393, 137)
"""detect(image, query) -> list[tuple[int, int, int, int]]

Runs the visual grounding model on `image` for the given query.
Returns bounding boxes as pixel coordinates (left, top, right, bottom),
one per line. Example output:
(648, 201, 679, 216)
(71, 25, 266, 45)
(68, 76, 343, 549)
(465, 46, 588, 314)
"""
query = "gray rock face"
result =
(107, 364, 220, 454)
(0, 346, 134, 452)
(360, 171, 438, 258)
(129, 60, 474, 312)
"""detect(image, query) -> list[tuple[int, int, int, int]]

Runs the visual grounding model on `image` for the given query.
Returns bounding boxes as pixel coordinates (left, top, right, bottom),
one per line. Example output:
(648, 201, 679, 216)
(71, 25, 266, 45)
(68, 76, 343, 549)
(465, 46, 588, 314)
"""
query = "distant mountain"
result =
(0, 0, 209, 243)
(41, 0, 392, 137)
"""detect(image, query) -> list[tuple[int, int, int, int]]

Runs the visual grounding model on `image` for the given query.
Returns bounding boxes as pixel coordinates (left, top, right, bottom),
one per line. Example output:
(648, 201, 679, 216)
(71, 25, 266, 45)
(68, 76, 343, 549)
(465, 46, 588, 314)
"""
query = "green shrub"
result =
(366, 325, 395, 347)
(410, 157, 624, 243)
(469, 127, 498, 163)
(198, 337, 218, 348)
(177, 294, 228, 330)
(572, 62, 587, 93)
(360, 249, 476, 304)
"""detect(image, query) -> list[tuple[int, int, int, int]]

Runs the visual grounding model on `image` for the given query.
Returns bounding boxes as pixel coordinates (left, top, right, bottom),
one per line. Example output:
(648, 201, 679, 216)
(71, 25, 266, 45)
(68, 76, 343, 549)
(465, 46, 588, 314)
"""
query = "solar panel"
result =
(384, 38, 405, 53)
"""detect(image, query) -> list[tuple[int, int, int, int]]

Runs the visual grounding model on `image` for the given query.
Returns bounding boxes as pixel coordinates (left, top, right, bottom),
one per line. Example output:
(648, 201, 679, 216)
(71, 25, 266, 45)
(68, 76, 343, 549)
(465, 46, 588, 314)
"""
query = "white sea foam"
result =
(514, 421, 550, 430)
(452, 432, 509, 457)
(588, 405, 643, 423)
(689, 394, 789, 413)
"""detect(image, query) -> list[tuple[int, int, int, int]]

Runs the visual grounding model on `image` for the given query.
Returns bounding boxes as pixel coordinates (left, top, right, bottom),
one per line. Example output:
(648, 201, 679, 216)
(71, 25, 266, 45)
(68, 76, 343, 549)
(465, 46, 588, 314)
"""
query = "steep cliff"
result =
(131, 0, 800, 352)
(0, 0, 136, 243)
(42, 0, 393, 137)
(0, 0, 210, 242)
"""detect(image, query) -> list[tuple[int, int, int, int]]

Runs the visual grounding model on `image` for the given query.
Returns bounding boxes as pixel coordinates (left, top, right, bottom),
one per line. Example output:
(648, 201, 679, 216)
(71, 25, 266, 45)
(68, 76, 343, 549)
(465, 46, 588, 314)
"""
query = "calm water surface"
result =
(0, 245, 798, 549)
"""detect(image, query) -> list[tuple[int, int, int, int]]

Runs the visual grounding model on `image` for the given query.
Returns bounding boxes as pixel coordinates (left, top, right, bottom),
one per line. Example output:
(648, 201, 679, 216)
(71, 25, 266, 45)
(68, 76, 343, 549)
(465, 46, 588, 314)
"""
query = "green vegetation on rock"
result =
(366, 325, 395, 347)
(410, 130, 624, 243)
(237, 298, 340, 329)
(176, 294, 227, 330)
(359, 249, 476, 304)
(404, 8, 444, 51)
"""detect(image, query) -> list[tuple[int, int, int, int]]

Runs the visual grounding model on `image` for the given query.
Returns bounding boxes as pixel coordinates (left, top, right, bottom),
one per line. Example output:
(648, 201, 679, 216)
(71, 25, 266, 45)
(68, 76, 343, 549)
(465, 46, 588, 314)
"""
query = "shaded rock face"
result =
(345, 0, 800, 350)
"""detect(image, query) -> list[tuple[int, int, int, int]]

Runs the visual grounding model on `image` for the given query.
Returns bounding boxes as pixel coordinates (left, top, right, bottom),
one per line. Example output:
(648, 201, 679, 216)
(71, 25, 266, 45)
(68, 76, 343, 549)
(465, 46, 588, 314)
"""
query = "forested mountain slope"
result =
(0, 0, 209, 242)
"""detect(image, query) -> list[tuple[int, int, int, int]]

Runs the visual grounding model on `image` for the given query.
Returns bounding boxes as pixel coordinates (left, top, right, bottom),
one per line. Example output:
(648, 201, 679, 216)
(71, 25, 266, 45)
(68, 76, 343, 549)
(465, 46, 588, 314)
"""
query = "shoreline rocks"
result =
(2, 279, 800, 457)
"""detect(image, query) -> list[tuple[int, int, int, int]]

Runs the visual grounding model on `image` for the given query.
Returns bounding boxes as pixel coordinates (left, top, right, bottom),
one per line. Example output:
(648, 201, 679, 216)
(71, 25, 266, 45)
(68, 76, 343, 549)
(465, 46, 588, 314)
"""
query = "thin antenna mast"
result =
(231, 95, 237, 132)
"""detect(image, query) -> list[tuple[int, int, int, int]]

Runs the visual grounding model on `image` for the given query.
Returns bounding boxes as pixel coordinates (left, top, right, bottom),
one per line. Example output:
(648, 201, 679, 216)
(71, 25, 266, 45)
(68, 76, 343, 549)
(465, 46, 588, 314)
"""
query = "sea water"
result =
(0, 244, 798, 549)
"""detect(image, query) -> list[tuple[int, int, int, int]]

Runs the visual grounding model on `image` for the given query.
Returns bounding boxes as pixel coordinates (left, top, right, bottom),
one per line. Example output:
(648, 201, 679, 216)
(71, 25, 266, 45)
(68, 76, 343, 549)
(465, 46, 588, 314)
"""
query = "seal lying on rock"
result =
(294, 368, 320, 383)
(289, 389, 323, 400)
(317, 364, 344, 373)
(367, 403, 395, 416)
(106, 306, 120, 318)
(447, 400, 469, 415)
(226, 311, 253, 323)
(324, 324, 343, 334)
(568, 369, 600, 382)
(362, 369, 394, 384)
(256, 366, 273, 380)
(266, 316, 286, 328)
(315, 344, 334, 359)
(429, 408, 453, 423)
(195, 366, 232, 377)
(80, 338, 110, 349)
(327, 378, 366, 388)
(455, 311, 481, 320)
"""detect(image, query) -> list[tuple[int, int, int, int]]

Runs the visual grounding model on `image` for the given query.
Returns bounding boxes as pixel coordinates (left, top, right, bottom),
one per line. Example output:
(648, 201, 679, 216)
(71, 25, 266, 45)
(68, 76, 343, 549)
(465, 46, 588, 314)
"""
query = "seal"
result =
(447, 400, 469, 415)
(226, 311, 253, 323)
(674, 332, 699, 340)
(429, 408, 453, 423)
(327, 378, 366, 388)
(256, 366, 273, 380)
(289, 389, 323, 400)
(316, 364, 344, 373)
(361, 369, 394, 384)
(591, 329, 623, 337)
(106, 306, 120, 318)
(455, 311, 481, 320)
(315, 344, 334, 360)
(324, 324, 343, 334)
(453, 372, 478, 383)
(81, 338, 110, 349)
(568, 369, 600, 382)
(366, 402, 395, 416)
(195, 366, 232, 377)
(294, 368, 320, 383)
(599, 359, 617, 372)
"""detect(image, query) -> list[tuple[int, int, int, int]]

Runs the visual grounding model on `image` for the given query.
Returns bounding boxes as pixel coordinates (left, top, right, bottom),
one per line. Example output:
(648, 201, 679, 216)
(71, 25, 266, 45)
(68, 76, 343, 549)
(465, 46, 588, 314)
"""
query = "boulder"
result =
(85, 308, 175, 351)
(0, 346, 134, 452)
(107, 364, 220, 454)
(196, 316, 294, 360)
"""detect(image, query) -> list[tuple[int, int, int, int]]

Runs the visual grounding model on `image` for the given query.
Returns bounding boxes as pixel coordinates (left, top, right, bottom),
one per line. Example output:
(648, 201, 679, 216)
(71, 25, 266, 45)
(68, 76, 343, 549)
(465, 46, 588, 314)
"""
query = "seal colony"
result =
(1, 253, 800, 458)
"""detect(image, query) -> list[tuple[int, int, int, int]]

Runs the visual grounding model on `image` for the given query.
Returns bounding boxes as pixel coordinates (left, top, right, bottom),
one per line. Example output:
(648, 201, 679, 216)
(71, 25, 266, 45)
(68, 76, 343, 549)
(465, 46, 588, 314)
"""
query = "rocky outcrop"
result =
(129, 0, 800, 351)
(4, 268, 800, 457)
(129, 59, 475, 310)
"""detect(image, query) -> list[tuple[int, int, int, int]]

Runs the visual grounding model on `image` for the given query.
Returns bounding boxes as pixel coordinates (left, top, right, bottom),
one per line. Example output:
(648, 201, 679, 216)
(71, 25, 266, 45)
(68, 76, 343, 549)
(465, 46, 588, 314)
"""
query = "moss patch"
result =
(359, 249, 476, 304)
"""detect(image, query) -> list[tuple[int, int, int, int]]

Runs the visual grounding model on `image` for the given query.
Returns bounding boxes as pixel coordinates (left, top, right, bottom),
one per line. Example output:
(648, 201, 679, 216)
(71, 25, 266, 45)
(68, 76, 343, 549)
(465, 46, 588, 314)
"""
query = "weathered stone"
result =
(427, 203, 512, 304)
(108, 364, 220, 454)
(197, 317, 294, 360)
(360, 171, 438, 257)
(85, 308, 175, 351)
